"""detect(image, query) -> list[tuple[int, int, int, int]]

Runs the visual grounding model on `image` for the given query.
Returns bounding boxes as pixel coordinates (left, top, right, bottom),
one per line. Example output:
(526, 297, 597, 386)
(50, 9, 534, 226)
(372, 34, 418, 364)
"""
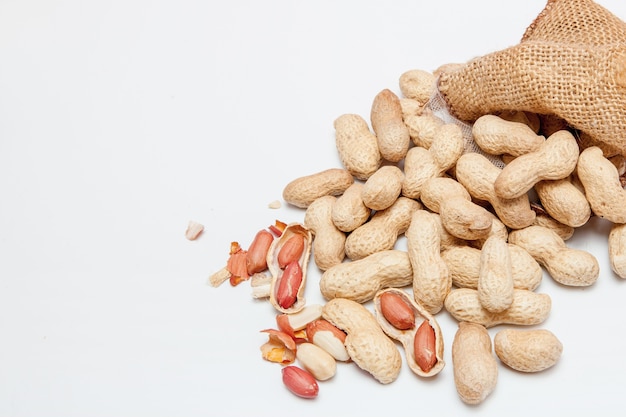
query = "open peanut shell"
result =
(373, 287, 445, 377)
(267, 222, 312, 314)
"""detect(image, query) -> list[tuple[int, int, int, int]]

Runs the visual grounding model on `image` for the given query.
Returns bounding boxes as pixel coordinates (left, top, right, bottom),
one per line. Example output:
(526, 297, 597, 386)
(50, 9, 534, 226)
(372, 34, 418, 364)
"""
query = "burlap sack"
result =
(437, 0, 626, 156)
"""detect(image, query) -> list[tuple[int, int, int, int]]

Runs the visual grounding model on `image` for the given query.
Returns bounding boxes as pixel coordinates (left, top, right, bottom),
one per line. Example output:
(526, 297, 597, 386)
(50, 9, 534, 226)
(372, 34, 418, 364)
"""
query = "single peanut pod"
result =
(477, 235, 514, 313)
(452, 322, 498, 405)
(361, 165, 404, 211)
(472, 114, 545, 157)
(609, 223, 626, 278)
(455, 152, 536, 230)
(371, 89, 411, 163)
(282, 168, 354, 208)
(267, 223, 312, 314)
(331, 182, 371, 232)
(577, 146, 626, 223)
(304, 195, 346, 271)
(442, 244, 542, 291)
(281, 365, 318, 399)
(185, 220, 204, 240)
(378, 291, 415, 330)
(407, 210, 451, 315)
(306, 319, 350, 362)
(398, 69, 435, 105)
(373, 288, 445, 377)
(319, 249, 413, 303)
(494, 328, 563, 373)
(403, 112, 445, 149)
(420, 176, 493, 240)
(508, 225, 599, 287)
(344, 197, 421, 260)
(295, 342, 337, 381)
(246, 229, 275, 275)
(534, 177, 591, 228)
(494, 130, 580, 200)
(414, 320, 437, 374)
(322, 298, 402, 384)
(429, 123, 465, 170)
(444, 288, 551, 328)
(334, 114, 382, 180)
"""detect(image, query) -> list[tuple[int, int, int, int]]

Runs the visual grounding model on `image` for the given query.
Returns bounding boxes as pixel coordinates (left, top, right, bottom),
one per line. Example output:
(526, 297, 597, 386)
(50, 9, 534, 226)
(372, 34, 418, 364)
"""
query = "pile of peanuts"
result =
(207, 66, 626, 405)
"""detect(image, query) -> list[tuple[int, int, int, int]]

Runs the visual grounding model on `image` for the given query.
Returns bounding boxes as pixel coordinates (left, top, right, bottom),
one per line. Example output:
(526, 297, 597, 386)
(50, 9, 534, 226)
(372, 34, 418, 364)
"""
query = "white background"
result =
(2, 1, 626, 416)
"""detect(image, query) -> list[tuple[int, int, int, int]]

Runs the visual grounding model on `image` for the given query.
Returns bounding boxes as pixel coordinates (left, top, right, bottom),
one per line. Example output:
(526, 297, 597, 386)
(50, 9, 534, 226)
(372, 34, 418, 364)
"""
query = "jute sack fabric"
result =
(438, 0, 626, 156)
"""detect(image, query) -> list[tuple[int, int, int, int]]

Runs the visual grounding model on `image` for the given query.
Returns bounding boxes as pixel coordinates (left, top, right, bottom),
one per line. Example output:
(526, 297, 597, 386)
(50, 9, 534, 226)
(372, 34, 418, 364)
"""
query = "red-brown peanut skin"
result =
(373, 288, 446, 378)
(246, 229, 274, 275)
(370, 89, 410, 163)
(281, 366, 319, 399)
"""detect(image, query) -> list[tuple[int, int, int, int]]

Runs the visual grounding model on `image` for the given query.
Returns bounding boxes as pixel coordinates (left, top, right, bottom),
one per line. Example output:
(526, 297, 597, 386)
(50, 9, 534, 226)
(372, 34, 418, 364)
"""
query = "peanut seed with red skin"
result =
(380, 291, 415, 330)
(414, 320, 437, 373)
(277, 234, 305, 269)
(276, 261, 303, 309)
(281, 365, 319, 399)
(246, 229, 274, 275)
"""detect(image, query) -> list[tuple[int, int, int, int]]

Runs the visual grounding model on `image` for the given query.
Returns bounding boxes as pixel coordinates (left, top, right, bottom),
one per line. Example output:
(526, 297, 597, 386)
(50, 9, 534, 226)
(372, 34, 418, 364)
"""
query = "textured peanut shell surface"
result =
(322, 298, 402, 384)
(452, 322, 498, 405)
(319, 250, 413, 304)
(444, 288, 551, 328)
(494, 328, 563, 372)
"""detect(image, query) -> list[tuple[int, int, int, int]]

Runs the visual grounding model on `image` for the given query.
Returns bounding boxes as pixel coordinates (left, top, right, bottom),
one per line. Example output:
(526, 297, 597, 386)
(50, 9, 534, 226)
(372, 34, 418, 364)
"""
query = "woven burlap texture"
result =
(437, 0, 626, 156)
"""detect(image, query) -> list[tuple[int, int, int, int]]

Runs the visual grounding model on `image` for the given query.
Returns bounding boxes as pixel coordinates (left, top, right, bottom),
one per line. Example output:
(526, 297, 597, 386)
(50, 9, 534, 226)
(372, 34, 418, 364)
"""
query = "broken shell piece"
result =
(373, 288, 445, 377)
(208, 266, 231, 288)
(185, 220, 204, 240)
(267, 223, 312, 314)
(276, 304, 324, 337)
(250, 273, 272, 299)
(260, 329, 297, 365)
